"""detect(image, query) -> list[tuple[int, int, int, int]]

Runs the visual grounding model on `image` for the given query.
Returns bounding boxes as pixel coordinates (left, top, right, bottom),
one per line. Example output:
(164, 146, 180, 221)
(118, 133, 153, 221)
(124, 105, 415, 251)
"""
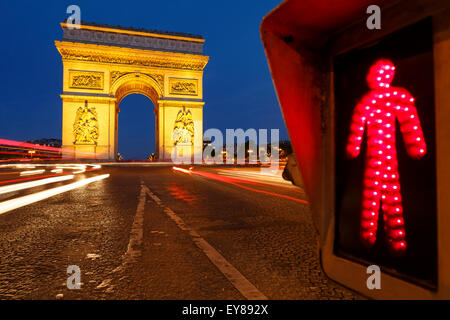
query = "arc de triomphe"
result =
(55, 22, 209, 160)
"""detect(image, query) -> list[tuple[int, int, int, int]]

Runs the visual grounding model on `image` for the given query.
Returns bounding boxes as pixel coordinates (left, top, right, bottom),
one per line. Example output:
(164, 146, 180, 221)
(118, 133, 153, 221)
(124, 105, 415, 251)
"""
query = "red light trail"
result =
(0, 138, 97, 159)
(346, 59, 427, 255)
(172, 166, 308, 205)
(0, 138, 92, 155)
(0, 151, 62, 158)
(0, 172, 70, 185)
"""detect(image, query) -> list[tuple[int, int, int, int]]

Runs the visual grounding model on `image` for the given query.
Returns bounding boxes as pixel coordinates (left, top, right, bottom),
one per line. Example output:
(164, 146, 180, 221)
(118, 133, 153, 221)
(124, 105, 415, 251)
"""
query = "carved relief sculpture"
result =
(60, 48, 207, 71)
(169, 78, 198, 95)
(110, 71, 164, 88)
(69, 71, 104, 90)
(110, 71, 127, 84)
(172, 107, 194, 145)
(73, 101, 99, 145)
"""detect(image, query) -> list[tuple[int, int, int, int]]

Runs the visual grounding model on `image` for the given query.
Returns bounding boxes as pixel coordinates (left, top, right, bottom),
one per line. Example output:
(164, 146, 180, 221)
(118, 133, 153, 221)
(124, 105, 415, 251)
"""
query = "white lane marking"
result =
(0, 174, 110, 215)
(145, 187, 268, 300)
(123, 183, 146, 263)
(0, 175, 74, 195)
(20, 169, 45, 176)
(97, 181, 147, 291)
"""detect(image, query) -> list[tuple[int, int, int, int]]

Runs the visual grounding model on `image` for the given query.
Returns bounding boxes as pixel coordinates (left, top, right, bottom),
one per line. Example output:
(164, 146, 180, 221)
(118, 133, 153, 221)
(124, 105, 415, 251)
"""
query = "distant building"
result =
(26, 138, 62, 148)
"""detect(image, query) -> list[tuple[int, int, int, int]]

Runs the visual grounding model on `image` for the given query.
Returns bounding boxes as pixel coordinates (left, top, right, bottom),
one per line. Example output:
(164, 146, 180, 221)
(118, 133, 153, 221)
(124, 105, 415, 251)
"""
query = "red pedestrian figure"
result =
(346, 59, 426, 255)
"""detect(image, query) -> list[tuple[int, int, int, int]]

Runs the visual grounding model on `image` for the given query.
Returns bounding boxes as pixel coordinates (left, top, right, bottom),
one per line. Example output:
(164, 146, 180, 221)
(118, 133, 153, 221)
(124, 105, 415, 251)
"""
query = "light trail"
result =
(0, 158, 33, 163)
(172, 167, 308, 205)
(0, 173, 67, 185)
(172, 166, 191, 174)
(15, 165, 36, 169)
(0, 174, 110, 215)
(0, 175, 74, 195)
(0, 145, 62, 154)
(20, 169, 45, 176)
(217, 169, 299, 189)
(56, 164, 86, 174)
(0, 151, 62, 158)
(0, 138, 95, 157)
(222, 181, 308, 205)
(0, 164, 102, 185)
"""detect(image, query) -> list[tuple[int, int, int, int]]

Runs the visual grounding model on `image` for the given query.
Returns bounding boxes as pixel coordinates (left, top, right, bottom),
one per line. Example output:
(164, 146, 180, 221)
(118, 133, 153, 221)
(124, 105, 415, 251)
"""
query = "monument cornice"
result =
(61, 22, 204, 55)
(55, 40, 209, 71)
(61, 23, 205, 43)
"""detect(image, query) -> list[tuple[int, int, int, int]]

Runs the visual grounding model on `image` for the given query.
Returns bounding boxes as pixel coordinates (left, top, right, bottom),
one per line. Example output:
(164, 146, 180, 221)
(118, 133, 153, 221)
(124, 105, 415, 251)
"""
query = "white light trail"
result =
(0, 174, 110, 215)
(16, 165, 36, 169)
(51, 169, 63, 173)
(172, 166, 191, 174)
(0, 175, 74, 195)
(20, 169, 45, 176)
(56, 165, 86, 174)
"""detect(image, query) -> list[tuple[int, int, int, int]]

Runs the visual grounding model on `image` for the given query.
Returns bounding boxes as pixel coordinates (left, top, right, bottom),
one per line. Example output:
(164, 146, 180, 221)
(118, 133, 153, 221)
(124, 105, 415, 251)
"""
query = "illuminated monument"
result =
(55, 22, 209, 160)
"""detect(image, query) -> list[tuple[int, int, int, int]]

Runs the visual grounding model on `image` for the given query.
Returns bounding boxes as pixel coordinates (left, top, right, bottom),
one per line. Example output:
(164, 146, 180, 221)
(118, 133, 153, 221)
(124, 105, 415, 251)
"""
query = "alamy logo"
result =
(366, 265, 381, 290)
(66, 5, 81, 29)
(366, 5, 381, 30)
(67, 265, 81, 289)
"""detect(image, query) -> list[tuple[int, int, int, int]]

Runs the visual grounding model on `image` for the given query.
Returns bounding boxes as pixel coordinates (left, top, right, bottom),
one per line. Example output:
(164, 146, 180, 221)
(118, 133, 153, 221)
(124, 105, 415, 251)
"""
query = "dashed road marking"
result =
(145, 186, 268, 300)
(97, 181, 147, 291)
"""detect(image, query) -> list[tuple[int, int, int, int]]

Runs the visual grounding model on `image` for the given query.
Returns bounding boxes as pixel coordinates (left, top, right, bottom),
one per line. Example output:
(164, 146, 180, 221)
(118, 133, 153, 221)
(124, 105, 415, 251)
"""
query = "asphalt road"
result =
(0, 164, 361, 299)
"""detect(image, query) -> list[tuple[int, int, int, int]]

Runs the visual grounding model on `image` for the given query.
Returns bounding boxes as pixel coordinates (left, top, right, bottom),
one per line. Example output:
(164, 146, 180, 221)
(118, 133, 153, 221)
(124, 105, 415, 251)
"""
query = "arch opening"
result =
(117, 93, 156, 160)
(113, 76, 161, 161)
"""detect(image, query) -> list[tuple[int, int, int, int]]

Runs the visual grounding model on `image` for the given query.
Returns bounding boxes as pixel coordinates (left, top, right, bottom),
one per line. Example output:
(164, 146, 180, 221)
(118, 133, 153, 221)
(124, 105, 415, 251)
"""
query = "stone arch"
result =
(110, 73, 162, 105)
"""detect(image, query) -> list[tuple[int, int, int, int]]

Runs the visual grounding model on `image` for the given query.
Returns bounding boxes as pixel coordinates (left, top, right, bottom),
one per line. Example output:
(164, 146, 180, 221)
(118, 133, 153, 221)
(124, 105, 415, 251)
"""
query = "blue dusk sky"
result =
(0, 0, 288, 159)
